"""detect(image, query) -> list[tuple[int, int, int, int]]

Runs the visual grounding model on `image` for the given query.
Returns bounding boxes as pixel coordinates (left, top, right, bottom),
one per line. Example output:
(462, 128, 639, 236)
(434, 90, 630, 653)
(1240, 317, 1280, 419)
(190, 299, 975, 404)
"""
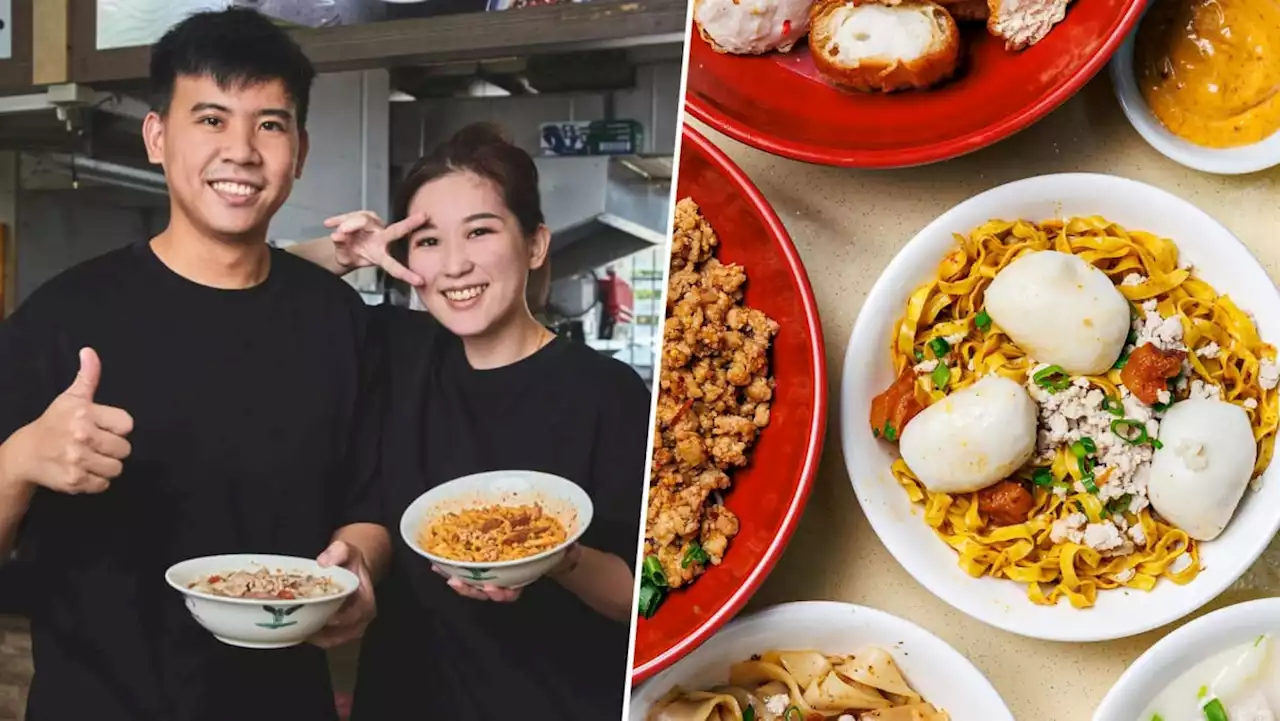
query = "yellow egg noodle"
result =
(889, 217, 1279, 608)
(645, 647, 949, 720)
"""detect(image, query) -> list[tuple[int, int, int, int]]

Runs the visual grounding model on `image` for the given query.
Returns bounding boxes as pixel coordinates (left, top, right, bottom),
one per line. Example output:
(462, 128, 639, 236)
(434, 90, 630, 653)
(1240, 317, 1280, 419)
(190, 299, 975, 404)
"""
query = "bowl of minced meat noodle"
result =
(399, 469, 595, 590)
(165, 554, 360, 650)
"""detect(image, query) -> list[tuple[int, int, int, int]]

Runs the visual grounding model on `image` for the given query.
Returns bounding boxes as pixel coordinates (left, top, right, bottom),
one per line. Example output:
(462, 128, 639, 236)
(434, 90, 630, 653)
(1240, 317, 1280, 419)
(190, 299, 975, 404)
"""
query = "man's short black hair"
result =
(149, 8, 316, 130)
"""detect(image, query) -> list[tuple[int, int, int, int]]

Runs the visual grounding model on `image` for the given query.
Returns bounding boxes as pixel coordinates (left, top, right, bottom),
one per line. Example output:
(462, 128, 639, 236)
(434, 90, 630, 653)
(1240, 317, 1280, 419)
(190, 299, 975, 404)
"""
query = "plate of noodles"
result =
(629, 601, 1013, 721)
(842, 173, 1280, 642)
(398, 469, 593, 590)
(632, 126, 827, 683)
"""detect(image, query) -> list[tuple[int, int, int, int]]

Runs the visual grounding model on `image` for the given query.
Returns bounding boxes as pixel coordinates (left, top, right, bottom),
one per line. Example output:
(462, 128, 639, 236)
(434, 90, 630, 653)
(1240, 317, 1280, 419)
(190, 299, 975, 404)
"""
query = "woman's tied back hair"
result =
(394, 123, 546, 238)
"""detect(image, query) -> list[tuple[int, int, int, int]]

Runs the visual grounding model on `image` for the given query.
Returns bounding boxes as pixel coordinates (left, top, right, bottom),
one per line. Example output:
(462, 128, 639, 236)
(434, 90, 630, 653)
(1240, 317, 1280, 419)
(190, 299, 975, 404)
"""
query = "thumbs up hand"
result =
(4, 348, 134, 495)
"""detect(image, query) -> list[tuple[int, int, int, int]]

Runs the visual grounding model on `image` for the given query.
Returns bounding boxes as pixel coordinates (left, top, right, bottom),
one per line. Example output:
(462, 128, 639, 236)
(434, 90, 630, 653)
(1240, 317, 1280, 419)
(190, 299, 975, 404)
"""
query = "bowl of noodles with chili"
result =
(841, 172, 1280, 642)
(399, 469, 594, 590)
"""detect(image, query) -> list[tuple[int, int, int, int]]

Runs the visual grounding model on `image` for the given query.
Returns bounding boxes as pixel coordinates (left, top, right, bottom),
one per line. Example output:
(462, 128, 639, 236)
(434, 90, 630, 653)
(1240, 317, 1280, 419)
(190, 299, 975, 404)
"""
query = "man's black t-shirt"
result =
(0, 243, 381, 721)
(350, 306, 650, 721)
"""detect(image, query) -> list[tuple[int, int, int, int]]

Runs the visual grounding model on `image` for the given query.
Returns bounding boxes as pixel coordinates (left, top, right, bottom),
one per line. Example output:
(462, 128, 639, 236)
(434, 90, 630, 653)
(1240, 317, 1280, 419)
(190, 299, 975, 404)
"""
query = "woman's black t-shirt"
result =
(350, 305, 650, 721)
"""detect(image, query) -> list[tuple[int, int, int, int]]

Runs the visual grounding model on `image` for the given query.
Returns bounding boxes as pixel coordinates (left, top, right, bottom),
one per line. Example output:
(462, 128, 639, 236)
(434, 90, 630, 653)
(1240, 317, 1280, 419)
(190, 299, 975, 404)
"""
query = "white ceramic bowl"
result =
(842, 172, 1280, 642)
(399, 469, 593, 589)
(165, 554, 359, 649)
(628, 601, 1014, 721)
(1110, 22, 1280, 175)
(1093, 597, 1280, 721)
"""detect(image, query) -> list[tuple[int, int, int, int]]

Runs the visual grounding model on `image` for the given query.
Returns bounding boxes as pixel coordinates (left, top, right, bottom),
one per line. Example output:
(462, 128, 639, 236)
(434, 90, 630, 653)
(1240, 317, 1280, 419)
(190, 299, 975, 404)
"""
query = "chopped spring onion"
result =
(1202, 697, 1228, 721)
(1032, 468, 1055, 488)
(931, 363, 951, 391)
(638, 555, 669, 619)
(743, 708, 756, 721)
(1101, 396, 1124, 416)
(1081, 472, 1099, 495)
(1103, 494, 1133, 518)
(637, 581, 663, 619)
(1076, 453, 1099, 494)
(1114, 493, 1133, 512)
(681, 540, 710, 569)
(1070, 440, 1089, 459)
(975, 310, 992, 332)
(1197, 686, 1208, 700)
(1080, 437, 1097, 455)
(914, 349, 925, 361)
(1153, 438, 1164, 449)
(785, 707, 804, 721)
(1113, 351, 1130, 370)
(1152, 714, 1164, 721)
(883, 422, 897, 442)
(1112, 419, 1149, 445)
(1033, 365, 1072, 392)
(929, 337, 951, 358)
(642, 555, 666, 586)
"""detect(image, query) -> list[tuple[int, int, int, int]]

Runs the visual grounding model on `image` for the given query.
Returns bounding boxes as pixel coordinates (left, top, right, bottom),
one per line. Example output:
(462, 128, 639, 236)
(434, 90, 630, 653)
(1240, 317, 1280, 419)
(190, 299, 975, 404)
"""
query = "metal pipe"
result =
(71, 174, 169, 197)
(45, 154, 167, 189)
(0, 93, 55, 115)
(360, 71, 370, 213)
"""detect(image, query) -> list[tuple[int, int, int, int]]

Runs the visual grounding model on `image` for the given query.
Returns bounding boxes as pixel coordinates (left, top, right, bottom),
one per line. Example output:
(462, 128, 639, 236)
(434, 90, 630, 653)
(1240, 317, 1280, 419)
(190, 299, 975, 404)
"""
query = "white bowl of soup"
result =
(399, 469, 594, 589)
(1093, 597, 1280, 721)
(842, 172, 1280, 643)
(629, 601, 1014, 721)
(1109, 0, 1280, 175)
(165, 554, 359, 649)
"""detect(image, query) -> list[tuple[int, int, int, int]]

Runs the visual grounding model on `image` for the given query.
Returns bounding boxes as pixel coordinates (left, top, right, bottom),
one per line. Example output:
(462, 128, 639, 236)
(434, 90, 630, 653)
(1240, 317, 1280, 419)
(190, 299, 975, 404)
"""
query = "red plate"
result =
(631, 126, 828, 683)
(685, 0, 1147, 168)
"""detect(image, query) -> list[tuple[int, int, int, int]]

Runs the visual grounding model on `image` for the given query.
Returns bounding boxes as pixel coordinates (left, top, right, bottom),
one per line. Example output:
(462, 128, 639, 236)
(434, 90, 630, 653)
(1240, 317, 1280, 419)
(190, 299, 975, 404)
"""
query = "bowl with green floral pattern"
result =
(165, 553, 359, 649)
(400, 469, 594, 589)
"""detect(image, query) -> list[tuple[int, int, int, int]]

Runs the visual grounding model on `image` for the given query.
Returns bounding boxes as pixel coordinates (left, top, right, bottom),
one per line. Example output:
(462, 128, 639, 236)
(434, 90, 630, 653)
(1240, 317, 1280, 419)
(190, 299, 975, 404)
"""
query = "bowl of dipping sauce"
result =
(1092, 598, 1280, 721)
(1110, 0, 1280, 174)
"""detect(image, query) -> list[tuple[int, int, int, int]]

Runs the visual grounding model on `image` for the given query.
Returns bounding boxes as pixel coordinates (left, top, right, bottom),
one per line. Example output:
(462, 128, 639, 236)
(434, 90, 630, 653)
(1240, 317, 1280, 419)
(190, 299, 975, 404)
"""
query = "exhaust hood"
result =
(534, 154, 671, 281)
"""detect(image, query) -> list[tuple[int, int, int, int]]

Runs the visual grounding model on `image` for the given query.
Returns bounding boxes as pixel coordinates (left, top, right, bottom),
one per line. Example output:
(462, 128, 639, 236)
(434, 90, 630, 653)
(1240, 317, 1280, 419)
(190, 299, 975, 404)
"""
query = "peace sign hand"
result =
(322, 210, 428, 287)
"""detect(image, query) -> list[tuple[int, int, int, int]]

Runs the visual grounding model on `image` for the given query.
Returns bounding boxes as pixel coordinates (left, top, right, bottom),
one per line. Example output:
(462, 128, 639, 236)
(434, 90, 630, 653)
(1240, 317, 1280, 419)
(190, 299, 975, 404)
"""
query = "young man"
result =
(0, 9, 389, 721)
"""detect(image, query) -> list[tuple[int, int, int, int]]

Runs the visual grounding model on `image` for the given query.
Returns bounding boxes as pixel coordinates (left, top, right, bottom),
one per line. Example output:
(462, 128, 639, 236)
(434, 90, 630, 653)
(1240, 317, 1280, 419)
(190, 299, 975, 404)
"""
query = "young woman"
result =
(288, 124, 648, 720)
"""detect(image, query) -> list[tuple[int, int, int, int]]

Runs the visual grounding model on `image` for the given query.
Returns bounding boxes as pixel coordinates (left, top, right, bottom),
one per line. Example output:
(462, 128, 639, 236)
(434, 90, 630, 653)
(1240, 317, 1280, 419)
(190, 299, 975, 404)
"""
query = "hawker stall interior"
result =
(0, 0, 684, 717)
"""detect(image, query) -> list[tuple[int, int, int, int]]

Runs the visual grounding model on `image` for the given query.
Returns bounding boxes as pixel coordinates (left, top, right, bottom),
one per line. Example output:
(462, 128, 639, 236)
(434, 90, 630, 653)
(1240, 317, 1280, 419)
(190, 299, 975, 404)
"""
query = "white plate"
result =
(842, 172, 1280, 642)
(1110, 20, 1280, 175)
(628, 601, 1014, 721)
(1093, 597, 1280, 721)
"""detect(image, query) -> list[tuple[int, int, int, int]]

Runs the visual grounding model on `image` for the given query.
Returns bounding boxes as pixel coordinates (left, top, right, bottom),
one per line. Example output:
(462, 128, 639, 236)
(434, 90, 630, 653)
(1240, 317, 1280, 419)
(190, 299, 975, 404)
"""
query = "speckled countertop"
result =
(691, 75, 1280, 721)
